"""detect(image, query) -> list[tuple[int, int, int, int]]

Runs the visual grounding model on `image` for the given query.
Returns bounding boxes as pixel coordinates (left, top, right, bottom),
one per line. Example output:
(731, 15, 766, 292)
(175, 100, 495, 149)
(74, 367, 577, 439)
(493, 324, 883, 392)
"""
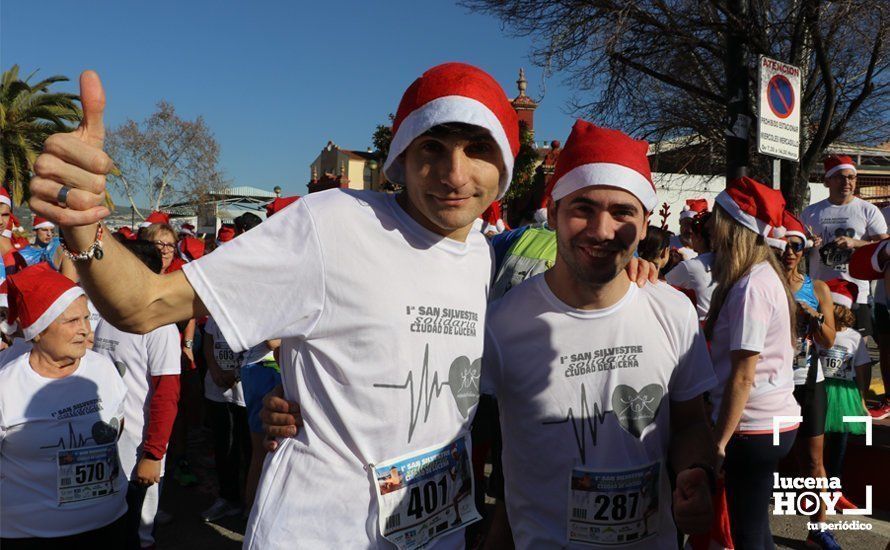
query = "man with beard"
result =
(482, 121, 717, 548)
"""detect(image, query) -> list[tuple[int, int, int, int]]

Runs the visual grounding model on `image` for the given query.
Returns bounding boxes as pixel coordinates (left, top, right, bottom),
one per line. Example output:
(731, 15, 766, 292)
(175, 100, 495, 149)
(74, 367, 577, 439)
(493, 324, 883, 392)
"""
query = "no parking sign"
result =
(757, 56, 801, 161)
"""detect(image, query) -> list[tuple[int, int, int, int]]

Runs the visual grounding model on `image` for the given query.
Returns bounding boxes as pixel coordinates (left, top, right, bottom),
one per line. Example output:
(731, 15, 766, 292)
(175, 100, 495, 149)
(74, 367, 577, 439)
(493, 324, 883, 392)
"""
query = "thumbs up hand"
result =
(28, 70, 113, 227)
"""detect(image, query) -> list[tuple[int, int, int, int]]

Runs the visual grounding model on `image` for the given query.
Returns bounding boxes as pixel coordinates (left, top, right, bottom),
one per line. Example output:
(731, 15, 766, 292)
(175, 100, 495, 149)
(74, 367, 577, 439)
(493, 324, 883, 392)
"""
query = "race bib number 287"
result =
(569, 462, 660, 546)
(371, 435, 480, 550)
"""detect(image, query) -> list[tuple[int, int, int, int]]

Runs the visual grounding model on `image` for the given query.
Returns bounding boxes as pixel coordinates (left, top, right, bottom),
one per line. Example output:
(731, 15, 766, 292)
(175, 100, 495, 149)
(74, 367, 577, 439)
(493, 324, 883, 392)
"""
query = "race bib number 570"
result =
(57, 443, 120, 505)
(568, 462, 660, 546)
(371, 435, 480, 550)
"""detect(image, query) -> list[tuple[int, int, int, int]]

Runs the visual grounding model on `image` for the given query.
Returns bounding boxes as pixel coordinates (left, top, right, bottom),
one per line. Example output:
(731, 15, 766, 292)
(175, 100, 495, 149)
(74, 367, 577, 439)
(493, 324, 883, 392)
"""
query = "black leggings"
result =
(723, 429, 796, 550)
(824, 431, 849, 479)
(206, 399, 251, 503)
(1, 513, 126, 548)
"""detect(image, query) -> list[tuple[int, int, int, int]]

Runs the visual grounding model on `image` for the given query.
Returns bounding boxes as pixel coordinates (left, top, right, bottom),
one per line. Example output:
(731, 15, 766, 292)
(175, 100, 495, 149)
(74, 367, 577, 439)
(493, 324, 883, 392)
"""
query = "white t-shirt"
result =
(708, 262, 801, 432)
(0, 350, 128, 538)
(202, 317, 245, 407)
(816, 327, 872, 381)
(484, 276, 716, 549)
(802, 197, 887, 304)
(665, 252, 715, 320)
(93, 318, 181, 478)
(183, 189, 491, 549)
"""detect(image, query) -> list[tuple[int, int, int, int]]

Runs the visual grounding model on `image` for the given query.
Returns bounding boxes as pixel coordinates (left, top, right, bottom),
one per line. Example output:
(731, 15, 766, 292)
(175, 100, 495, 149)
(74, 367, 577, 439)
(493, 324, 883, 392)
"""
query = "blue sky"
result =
(2, 0, 579, 203)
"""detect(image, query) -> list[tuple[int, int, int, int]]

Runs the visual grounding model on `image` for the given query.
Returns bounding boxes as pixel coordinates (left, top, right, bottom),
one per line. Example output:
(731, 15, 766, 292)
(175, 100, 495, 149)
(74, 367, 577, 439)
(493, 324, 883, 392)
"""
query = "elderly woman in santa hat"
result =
(704, 177, 802, 550)
(0, 264, 128, 547)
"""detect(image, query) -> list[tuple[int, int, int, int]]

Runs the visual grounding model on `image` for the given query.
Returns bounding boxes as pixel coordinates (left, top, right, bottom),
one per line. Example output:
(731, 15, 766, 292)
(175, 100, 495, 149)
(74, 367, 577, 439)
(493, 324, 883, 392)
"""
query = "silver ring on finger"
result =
(57, 185, 71, 208)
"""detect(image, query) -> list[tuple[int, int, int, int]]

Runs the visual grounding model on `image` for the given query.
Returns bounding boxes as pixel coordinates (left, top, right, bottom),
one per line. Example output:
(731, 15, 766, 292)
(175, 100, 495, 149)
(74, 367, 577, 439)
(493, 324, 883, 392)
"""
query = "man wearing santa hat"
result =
(802, 155, 888, 339)
(25, 63, 615, 549)
(16, 215, 63, 270)
(33, 215, 56, 245)
(482, 120, 717, 548)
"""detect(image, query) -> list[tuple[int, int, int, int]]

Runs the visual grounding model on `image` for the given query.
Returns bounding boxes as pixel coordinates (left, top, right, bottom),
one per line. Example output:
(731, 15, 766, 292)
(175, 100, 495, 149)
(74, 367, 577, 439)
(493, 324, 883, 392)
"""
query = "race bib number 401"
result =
(371, 435, 480, 550)
(57, 443, 120, 505)
(568, 462, 660, 546)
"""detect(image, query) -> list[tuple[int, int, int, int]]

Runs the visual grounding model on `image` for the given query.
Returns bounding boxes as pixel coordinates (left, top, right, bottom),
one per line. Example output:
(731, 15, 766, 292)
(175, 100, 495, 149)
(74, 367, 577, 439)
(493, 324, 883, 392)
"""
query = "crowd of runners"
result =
(0, 63, 887, 550)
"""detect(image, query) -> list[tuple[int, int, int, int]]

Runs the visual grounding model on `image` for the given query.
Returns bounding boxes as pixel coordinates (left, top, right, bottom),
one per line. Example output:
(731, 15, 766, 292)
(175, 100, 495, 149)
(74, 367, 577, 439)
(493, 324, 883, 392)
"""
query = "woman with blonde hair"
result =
(705, 177, 801, 550)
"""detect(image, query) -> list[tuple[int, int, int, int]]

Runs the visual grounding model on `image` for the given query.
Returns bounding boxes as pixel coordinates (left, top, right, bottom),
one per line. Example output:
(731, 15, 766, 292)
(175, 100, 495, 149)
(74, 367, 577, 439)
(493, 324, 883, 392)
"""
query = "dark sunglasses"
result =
(787, 241, 805, 253)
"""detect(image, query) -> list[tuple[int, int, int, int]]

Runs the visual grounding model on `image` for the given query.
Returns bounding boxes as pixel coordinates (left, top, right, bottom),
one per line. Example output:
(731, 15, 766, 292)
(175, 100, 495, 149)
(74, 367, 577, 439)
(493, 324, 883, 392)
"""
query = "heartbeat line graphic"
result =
(542, 383, 608, 463)
(40, 422, 95, 451)
(373, 344, 449, 443)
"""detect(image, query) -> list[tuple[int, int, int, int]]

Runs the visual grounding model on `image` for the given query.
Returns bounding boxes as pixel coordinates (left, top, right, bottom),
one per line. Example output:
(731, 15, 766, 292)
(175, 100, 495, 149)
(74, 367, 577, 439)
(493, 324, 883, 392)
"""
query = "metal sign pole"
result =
(773, 159, 781, 190)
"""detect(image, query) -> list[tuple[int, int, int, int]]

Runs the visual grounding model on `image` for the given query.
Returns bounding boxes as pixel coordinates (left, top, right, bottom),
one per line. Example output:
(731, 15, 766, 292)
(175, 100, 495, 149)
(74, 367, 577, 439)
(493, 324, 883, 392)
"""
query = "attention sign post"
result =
(757, 56, 802, 162)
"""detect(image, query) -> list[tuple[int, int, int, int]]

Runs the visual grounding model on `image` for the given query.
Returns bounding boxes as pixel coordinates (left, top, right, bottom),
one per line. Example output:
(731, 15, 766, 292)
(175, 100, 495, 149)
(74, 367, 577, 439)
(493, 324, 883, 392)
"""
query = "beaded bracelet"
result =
(60, 224, 104, 261)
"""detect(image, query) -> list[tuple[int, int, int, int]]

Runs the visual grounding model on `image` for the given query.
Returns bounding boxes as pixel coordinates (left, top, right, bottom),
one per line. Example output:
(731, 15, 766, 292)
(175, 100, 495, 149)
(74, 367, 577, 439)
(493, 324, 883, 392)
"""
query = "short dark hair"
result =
(123, 239, 164, 274)
(692, 211, 713, 249)
(234, 213, 262, 234)
(421, 122, 495, 142)
(637, 225, 671, 263)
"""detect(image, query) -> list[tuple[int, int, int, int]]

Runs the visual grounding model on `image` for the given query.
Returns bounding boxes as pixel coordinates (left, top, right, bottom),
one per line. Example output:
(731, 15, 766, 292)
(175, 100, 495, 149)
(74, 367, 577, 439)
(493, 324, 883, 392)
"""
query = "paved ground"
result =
(153, 364, 890, 549)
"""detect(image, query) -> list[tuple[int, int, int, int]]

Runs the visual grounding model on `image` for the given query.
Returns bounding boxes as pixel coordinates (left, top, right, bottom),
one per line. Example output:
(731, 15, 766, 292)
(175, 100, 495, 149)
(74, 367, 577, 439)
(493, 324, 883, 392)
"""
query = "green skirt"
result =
(824, 377, 868, 434)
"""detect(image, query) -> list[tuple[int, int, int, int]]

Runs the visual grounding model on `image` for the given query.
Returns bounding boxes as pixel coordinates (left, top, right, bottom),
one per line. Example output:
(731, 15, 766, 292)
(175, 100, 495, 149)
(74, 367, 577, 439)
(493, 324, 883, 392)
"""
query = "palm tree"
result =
(0, 65, 81, 205)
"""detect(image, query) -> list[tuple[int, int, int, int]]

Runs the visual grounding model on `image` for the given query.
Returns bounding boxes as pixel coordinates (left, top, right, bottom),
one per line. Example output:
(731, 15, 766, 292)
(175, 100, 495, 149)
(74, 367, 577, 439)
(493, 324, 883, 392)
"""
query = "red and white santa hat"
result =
(384, 62, 519, 199)
(480, 200, 508, 234)
(0, 187, 11, 208)
(680, 198, 709, 220)
(715, 176, 786, 238)
(5, 263, 84, 340)
(824, 155, 856, 179)
(548, 120, 657, 212)
(139, 211, 171, 228)
(781, 210, 813, 248)
(825, 278, 858, 309)
(178, 223, 196, 237)
(178, 236, 205, 262)
(32, 215, 55, 230)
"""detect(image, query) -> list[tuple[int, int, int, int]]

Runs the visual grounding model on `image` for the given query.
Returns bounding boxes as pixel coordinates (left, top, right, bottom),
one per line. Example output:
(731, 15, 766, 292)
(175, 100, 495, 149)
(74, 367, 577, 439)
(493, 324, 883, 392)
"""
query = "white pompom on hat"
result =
(383, 62, 520, 199)
(680, 198, 709, 220)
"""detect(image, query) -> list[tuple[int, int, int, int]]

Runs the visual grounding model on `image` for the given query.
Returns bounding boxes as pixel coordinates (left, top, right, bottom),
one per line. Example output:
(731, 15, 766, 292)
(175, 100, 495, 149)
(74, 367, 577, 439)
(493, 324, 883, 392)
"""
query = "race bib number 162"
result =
(371, 435, 480, 550)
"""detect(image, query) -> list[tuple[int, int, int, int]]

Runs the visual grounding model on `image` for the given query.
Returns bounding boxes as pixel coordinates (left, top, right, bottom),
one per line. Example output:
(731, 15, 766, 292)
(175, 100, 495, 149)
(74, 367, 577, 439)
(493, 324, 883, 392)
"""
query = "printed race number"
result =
(819, 348, 854, 381)
(57, 443, 120, 505)
(372, 435, 480, 550)
(406, 478, 449, 520)
(569, 462, 660, 546)
(575, 492, 641, 522)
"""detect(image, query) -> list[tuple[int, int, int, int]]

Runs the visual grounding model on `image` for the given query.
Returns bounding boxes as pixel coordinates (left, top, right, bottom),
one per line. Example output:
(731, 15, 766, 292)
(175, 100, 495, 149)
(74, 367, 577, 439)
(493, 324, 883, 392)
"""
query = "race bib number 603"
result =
(371, 435, 480, 550)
